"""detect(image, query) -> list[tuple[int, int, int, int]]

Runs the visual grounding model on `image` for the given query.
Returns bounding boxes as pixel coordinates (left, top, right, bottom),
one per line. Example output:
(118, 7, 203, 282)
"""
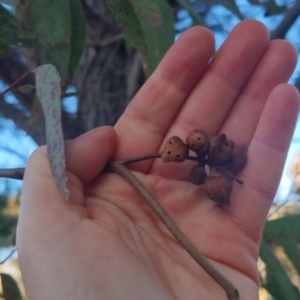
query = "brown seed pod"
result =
(186, 129, 210, 155)
(207, 133, 234, 165)
(222, 144, 247, 171)
(189, 164, 207, 185)
(161, 136, 189, 162)
(204, 173, 233, 206)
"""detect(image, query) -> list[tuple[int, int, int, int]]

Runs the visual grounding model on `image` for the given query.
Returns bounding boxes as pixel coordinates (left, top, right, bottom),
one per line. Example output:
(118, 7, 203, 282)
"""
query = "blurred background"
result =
(0, 0, 300, 299)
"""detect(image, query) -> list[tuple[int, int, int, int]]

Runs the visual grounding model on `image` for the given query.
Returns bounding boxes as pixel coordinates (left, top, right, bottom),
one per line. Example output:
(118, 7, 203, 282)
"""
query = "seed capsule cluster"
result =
(161, 130, 247, 206)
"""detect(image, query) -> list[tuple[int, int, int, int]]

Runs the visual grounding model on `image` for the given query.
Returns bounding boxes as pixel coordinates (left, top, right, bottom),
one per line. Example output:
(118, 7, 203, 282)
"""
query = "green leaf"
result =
(264, 215, 300, 242)
(17, 0, 72, 82)
(139, 0, 174, 77)
(0, 39, 10, 58)
(0, 1, 15, 7)
(68, 0, 86, 77)
(264, 215, 300, 277)
(281, 240, 300, 276)
(35, 64, 69, 199)
(0, 4, 35, 47)
(265, 0, 286, 16)
(260, 240, 300, 300)
(176, 0, 206, 26)
(128, 0, 162, 27)
(0, 273, 22, 300)
(105, 0, 149, 54)
(18, 84, 35, 94)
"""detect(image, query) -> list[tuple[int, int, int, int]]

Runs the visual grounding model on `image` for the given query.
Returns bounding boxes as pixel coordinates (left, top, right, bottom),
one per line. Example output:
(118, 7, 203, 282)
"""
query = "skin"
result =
(17, 20, 300, 300)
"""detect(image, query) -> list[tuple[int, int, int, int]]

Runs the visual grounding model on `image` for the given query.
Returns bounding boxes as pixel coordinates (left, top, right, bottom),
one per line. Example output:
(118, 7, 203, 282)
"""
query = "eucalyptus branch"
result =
(218, 168, 244, 185)
(0, 147, 242, 299)
(108, 160, 239, 300)
(271, 0, 300, 40)
(0, 70, 33, 98)
(0, 168, 25, 180)
(0, 248, 16, 264)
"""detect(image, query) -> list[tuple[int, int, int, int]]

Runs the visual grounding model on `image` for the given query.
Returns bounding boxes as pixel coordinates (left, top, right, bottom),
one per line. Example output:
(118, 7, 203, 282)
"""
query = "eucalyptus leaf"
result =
(139, 0, 174, 77)
(18, 84, 35, 94)
(281, 240, 300, 277)
(213, 0, 244, 19)
(35, 64, 69, 200)
(17, 0, 72, 82)
(105, 0, 149, 54)
(0, 1, 15, 7)
(128, 0, 162, 27)
(265, 0, 286, 16)
(0, 4, 35, 47)
(0, 273, 22, 300)
(260, 240, 300, 300)
(176, 0, 206, 26)
(0, 39, 10, 58)
(68, 0, 86, 77)
(263, 215, 300, 242)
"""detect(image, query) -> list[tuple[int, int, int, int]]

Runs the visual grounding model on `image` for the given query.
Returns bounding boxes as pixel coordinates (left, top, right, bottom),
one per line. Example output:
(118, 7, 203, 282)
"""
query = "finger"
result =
(228, 84, 300, 242)
(18, 126, 117, 232)
(162, 20, 269, 139)
(151, 20, 270, 179)
(114, 26, 214, 171)
(220, 39, 297, 144)
(65, 126, 117, 185)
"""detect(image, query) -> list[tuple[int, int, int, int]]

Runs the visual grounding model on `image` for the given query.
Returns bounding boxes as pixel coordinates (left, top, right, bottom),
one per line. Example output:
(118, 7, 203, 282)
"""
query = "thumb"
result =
(17, 126, 117, 247)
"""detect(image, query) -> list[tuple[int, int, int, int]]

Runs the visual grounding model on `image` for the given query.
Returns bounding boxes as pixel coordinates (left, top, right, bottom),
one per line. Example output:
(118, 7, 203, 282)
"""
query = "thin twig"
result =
(0, 168, 25, 180)
(117, 153, 161, 165)
(0, 70, 34, 98)
(108, 161, 239, 300)
(271, 1, 300, 40)
(218, 168, 244, 185)
(0, 248, 16, 264)
(119, 153, 202, 164)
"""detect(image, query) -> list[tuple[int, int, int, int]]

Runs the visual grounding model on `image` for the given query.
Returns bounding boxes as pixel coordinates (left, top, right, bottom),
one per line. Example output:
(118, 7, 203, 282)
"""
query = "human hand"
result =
(17, 20, 299, 300)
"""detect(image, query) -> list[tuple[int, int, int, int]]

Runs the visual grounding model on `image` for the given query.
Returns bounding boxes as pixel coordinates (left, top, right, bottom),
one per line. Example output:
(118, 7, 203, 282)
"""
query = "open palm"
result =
(17, 20, 299, 300)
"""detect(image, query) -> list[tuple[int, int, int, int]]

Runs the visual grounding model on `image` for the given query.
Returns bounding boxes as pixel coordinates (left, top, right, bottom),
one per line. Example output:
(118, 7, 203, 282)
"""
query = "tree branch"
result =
(0, 168, 25, 180)
(108, 161, 239, 300)
(271, 1, 300, 39)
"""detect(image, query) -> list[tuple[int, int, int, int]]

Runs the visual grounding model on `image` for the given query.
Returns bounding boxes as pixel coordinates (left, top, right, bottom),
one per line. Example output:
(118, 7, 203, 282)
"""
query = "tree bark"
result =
(73, 0, 130, 135)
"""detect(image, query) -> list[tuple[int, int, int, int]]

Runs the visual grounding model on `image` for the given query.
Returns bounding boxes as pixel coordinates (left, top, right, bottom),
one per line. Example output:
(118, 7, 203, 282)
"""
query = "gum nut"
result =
(186, 129, 210, 154)
(204, 174, 233, 206)
(207, 133, 234, 165)
(189, 164, 207, 185)
(161, 136, 189, 162)
(222, 144, 247, 171)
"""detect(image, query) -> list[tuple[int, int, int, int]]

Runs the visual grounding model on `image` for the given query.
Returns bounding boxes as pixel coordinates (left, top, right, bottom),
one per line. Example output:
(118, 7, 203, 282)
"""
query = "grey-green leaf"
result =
(128, 0, 162, 27)
(265, 0, 286, 16)
(213, 0, 244, 19)
(0, 4, 35, 47)
(35, 64, 69, 200)
(105, 0, 149, 54)
(139, 0, 174, 77)
(17, 0, 72, 82)
(264, 215, 300, 277)
(176, 0, 206, 26)
(1, 273, 22, 300)
(263, 215, 300, 241)
(281, 240, 300, 277)
(260, 240, 300, 300)
(0, 1, 15, 7)
(68, 0, 86, 77)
